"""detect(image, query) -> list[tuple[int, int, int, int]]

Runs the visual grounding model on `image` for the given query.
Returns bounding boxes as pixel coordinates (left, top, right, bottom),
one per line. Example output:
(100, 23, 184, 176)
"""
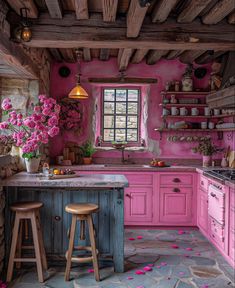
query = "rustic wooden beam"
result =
(6, 0, 38, 18)
(166, 50, 184, 60)
(89, 77, 158, 84)
(102, 0, 118, 22)
(49, 48, 63, 62)
(74, 0, 88, 20)
(202, 0, 235, 24)
(118, 49, 133, 71)
(152, 0, 178, 23)
(25, 14, 235, 50)
(131, 49, 148, 63)
(146, 50, 168, 65)
(45, 0, 63, 19)
(228, 11, 235, 24)
(0, 0, 10, 36)
(59, 49, 76, 62)
(127, 0, 148, 38)
(83, 48, 91, 61)
(195, 50, 227, 64)
(100, 48, 110, 61)
(180, 50, 205, 63)
(177, 0, 212, 23)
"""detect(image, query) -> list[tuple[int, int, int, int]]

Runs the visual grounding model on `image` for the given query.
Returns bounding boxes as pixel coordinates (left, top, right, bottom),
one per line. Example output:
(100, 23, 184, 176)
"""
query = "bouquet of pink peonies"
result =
(0, 95, 60, 159)
(59, 98, 82, 131)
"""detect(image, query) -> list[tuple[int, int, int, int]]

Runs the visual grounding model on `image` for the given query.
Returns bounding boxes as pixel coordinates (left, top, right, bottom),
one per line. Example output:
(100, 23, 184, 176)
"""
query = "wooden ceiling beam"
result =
(83, 48, 91, 61)
(6, 0, 38, 18)
(24, 14, 235, 50)
(131, 49, 148, 63)
(152, 0, 178, 23)
(118, 48, 134, 71)
(127, 0, 148, 38)
(49, 48, 63, 62)
(202, 0, 235, 24)
(74, 0, 89, 20)
(195, 50, 227, 64)
(45, 0, 63, 19)
(228, 11, 235, 24)
(102, 0, 118, 22)
(100, 48, 110, 61)
(59, 49, 76, 62)
(177, 0, 212, 23)
(180, 50, 205, 63)
(146, 50, 168, 65)
(166, 50, 184, 60)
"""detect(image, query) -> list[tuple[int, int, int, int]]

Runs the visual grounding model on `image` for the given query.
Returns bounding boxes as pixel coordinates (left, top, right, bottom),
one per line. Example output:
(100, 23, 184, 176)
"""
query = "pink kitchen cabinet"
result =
(229, 188, 235, 262)
(197, 189, 208, 233)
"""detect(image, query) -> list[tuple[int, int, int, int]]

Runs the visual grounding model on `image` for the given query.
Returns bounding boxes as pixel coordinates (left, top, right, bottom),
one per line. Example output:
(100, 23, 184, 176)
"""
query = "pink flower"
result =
(17, 113, 23, 119)
(2, 98, 12, 110)
(23, 118, 35, 129)
(38, 94, 47, 103)
(48, 116, 58, 127)
(9, 111, 17, 119)
(54, 104, 61, 114)
(48, 126, 59, 137)
(143, 266, 152, 272)
(42, 107, 52, 116)
(0, 121, 9, 129)
(34, 106, 41, 113)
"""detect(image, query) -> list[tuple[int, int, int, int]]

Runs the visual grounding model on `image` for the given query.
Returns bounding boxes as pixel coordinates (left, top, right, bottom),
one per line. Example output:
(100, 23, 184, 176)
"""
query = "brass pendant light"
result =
(68, 49, 88, 99)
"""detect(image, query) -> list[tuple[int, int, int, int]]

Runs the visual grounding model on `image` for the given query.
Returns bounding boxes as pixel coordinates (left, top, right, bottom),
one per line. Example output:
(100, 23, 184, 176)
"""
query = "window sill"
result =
(95, 146, 147, 152)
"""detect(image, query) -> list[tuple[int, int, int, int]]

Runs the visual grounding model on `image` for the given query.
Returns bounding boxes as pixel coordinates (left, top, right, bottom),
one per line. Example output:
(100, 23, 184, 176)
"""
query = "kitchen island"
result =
(2, 172, 128, 272)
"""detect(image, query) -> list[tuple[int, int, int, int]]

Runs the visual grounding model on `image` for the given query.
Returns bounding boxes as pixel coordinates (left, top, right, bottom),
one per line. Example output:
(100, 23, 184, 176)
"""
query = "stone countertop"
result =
(1, 172, 129, 188)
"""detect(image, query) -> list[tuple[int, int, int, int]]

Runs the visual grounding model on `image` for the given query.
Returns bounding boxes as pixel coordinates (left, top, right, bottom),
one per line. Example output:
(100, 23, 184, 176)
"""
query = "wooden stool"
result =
(6, 202, 47, 283)
(65, 203, 100, 282)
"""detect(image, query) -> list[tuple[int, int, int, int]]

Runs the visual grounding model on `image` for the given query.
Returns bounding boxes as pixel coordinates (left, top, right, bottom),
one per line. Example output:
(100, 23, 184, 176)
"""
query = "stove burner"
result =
(204, 170, 235, 182)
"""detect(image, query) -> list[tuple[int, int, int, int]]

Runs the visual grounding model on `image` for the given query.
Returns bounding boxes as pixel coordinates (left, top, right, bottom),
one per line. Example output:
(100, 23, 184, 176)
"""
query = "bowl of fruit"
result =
(50, 168, 77, 179)
(150, 159, 169, 168)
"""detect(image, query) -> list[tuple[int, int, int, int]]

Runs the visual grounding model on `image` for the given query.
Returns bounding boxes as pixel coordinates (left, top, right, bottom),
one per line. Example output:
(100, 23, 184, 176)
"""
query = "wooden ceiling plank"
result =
(24, 14, 235, 50)
(83, 48, 91, 61)
(45, 0, 63, 19)
(100, 48, 110, 61)
(202, 0, 235, 24)
(102, 0, 118, 22)
(152, 0, 179, 23)
(195, 50, 227, 64)
(118, 48, 134, 71)
(146, 50, 168, 65)
(228, 11, 235, 24)
(131, 49, 148, 63)
(49, 48, 63, 61)
(178, 0, 213, 23)
(74, 0, 88, 20)
(6, 0, 38, 18)
(89, 77, 158, 84)
(127, 0, 148, 38)
(180, 50, 206, 63)
(166, 50, 185, 60)
(59, 49, 76, 62)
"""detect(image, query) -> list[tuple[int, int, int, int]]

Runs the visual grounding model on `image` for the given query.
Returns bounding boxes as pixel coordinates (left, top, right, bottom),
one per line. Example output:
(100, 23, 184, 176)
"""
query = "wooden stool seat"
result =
(65, 203, 99, 215)
(11, 201, 43, 212)
(65, 203, 100, 282)
(7, 201, 47, 283)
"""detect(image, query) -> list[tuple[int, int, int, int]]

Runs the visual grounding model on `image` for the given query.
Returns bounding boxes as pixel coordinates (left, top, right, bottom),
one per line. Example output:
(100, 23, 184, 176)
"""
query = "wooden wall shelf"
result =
(154, 128, 235, 132)
(159, 103, 207, 108)
(161, 91, 209, 95)
(161, 114, 235, 119)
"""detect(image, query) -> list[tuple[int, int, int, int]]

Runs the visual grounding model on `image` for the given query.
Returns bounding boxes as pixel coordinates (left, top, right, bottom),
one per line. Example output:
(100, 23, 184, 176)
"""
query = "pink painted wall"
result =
(50, 58, 226, 160)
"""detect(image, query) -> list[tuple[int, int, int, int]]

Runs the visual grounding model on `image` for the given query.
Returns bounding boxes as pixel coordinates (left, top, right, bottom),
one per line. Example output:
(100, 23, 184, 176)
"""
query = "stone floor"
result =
(7, 229, 235, 288)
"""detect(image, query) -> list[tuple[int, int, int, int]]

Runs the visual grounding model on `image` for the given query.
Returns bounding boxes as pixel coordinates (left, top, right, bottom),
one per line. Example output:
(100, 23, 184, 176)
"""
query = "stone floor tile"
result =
(176, 281, 194, 288)
(172, 265, 192, 278)
(156, 277, 179, 288)
(192, 276, 235, 288)
(191, 266, 223, 278)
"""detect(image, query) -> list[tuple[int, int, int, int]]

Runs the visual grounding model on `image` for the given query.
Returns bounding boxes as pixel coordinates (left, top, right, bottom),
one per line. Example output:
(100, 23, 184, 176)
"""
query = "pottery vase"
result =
(202, 155, 211, 167)
(83, 157, 92, 165)
(221, 157, 228, 168)
(182, 76, 193, 92)
(25, 157, 41, 173)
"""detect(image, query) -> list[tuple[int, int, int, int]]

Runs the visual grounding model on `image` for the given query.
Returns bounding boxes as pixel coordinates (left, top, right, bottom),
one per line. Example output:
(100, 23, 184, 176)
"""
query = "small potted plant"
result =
(192, 138, 220, 167)
(79, 141, 96, 165)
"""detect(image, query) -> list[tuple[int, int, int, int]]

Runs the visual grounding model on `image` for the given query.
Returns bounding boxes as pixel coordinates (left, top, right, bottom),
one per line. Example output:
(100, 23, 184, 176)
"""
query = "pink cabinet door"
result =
(125, 187, 153, 223)
(159, 187, 192, 224)
(198, 189, 208, 233)
(229, 189, 235, 261)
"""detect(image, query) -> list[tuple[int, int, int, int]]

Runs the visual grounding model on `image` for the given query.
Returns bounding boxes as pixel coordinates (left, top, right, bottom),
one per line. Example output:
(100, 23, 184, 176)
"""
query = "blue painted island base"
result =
(4, 187, 124, 273)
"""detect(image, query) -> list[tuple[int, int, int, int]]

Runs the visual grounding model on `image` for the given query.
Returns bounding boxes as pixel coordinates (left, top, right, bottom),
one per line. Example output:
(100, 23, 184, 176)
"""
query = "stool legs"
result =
(36, 211, 48, 270)
(87, 215, 100, 281)
(15, 221, 23, 269)
(65, 214, 77, 281)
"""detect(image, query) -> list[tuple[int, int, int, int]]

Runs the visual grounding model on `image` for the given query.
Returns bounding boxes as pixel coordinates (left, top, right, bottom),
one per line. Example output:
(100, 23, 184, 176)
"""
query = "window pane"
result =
(103, 129, 114, 141)
(115, 129, 126, 141)
(104, 89, 115, 101)
(127, 116, 138, 128)
(103, 116, 114, 128)
(128, 90, 138, 101)
(116, 116, 126, 128)
(104, 102, 114, 114)
(127, 129, 138, 141)
(116, 90, 127, 101)
(128, 102, 138, 114)
(116, 102, 126, 114)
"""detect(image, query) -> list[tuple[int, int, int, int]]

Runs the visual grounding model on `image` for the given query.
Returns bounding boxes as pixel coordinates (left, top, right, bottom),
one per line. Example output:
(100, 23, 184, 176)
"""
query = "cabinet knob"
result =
(125, 194, 131, 198)
(173, 188, 180, 193)
(173, 178, 180, 183)
(54, 215, 61, 221)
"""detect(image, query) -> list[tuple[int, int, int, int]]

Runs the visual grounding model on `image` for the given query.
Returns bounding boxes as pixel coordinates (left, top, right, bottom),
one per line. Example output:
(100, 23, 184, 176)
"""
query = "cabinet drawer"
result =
(199, 175, 209, 191)
(126, 174, 153, 185)
(209, 218, 225, 250)
(160, 174, 193, 186)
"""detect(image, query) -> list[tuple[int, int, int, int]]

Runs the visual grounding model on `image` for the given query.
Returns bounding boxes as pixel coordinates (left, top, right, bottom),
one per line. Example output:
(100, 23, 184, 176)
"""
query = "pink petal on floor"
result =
(156, 265, 161, 269)
(127, 276, 133, 280)
(148, 264, 154, 267)
(171, 244, 179, 249)
(201, 285, 209, 288)
(161, 262, 167, 266)
(135, 270, 145, 275)
(178, 230, 185, 235)
(184, 255, 190, 258)
(136, 286, 145, 288)
(185, 247, 193, 251)
(128, 237, 135, 241)
(143, 266, 152, 271)
(195, 252, 201, 256)
(137, 236, 143, 239)
(179, 272, 185, 276)
(87, 269, 94, 273)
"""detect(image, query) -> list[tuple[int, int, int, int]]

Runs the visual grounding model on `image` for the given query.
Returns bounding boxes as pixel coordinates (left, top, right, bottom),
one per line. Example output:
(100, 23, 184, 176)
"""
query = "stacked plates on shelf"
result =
(216, 123, 235, 129)
(178, 98, 199, 104)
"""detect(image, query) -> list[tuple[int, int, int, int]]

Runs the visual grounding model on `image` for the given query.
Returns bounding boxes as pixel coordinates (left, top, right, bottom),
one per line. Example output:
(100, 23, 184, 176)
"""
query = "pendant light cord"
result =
(75, 48, 83, 85)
